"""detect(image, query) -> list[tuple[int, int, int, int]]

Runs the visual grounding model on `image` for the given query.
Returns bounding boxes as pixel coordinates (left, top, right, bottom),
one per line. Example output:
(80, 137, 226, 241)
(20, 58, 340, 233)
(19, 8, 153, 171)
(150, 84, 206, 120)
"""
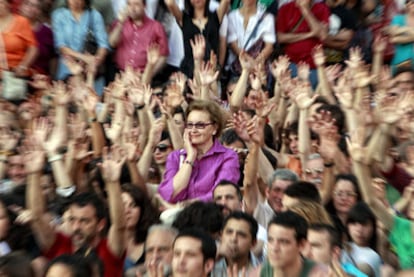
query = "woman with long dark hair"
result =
(164, 0, 229, 78)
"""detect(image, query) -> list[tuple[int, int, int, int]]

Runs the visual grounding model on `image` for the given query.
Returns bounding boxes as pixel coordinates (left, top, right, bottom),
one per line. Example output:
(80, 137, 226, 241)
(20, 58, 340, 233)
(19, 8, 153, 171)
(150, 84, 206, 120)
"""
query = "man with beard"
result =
(213, 181, 267, 258)
(26, 147, 126, 277)
(213, 212, 260, 277)
(109, 0, 169, 74)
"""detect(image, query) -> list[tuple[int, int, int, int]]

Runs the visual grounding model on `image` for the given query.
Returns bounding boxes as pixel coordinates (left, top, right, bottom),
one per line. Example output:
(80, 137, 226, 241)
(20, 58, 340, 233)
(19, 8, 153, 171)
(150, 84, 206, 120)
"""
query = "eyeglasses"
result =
(333, 191, 357, 198)
(185, 122, 214, 129)
(406, 0, 414, 4)
(304, 168, 324, 175)
(154, 144, 171, 152)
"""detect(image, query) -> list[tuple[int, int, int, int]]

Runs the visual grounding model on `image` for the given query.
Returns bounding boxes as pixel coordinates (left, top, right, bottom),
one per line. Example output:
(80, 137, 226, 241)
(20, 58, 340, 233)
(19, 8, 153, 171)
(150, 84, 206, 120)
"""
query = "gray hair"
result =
(268, 169, 299, 188)
(307, 153, 322, 161)
(147, 224, 179, 239)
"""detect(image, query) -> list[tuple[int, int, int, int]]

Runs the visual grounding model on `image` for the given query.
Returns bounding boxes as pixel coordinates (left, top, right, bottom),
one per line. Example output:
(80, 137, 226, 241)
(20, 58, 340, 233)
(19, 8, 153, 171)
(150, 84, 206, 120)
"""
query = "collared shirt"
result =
(158, 139, 240, 203)
(51, 8, 110, 80)
(114, 16, 169, 71)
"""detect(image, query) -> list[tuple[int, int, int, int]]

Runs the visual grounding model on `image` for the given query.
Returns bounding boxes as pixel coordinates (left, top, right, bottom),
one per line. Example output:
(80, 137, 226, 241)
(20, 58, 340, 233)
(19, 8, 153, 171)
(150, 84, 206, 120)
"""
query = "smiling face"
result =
(266, 179, 293, 213)
(185, 110, 217, 147)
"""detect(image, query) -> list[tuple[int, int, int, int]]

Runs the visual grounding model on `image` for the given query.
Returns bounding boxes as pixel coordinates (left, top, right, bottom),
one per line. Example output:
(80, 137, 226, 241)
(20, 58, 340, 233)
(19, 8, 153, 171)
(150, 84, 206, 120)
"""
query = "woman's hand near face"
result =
(183, 130, 197, 162)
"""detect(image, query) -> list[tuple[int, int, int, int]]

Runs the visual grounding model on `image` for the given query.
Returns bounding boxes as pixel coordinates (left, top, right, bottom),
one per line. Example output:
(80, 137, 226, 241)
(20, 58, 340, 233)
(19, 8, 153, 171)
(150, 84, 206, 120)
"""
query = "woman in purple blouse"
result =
(158, 100, 240, 203)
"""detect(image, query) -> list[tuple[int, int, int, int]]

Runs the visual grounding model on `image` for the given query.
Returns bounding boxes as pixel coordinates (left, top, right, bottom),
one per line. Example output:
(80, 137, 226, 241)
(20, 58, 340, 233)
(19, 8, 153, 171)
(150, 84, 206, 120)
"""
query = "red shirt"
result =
(277, 2, 330, 68)
(114, 16, 169, 71)
(43, 233, 125, 277)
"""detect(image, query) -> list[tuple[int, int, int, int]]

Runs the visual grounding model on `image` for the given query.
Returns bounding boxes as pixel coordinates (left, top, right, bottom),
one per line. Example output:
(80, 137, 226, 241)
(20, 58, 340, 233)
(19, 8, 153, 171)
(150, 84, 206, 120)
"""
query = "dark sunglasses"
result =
(155, 144, 171, 152)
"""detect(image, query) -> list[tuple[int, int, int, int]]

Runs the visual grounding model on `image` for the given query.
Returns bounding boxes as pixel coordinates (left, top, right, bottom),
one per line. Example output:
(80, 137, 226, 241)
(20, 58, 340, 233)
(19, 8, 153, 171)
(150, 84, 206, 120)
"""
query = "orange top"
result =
(1, 15, 37, 70)
(287, 155, 302, 177)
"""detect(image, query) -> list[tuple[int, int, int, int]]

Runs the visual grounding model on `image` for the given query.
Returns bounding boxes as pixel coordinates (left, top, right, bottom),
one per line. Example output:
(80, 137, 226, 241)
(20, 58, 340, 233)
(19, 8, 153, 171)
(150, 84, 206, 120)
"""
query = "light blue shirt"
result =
(51, 8, 109, 80)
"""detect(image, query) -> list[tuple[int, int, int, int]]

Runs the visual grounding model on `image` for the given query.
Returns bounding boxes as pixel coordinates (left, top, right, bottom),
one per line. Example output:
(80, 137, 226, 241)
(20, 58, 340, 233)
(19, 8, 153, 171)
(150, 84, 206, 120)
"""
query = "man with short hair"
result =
(127, 224, 178, 277)
(213, 211, 260, 277)
(307, 224, 367, 277)
(171, 229, 217, 277)
(26, 148, 126, 277)
(109, 0, 169, 74)
(212, 180, 267, 258)
(246, 169, 299, 229)
(259, 211, 328, 276)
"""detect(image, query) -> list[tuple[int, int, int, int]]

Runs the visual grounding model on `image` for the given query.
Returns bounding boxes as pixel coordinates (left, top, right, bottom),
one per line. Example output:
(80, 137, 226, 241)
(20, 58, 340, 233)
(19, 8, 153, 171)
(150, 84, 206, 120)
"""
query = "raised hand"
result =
(312, 44, 326, 67)
(291, 82, 316, 110)
(271, 55, 290, 79)
(333, 75, 354, 109)
(190, 35, 206, 60)
(20, 133, 45, 174)
(346, 127, 368, 164)
(29, 74, 52, 91)
(149, 118, 166, 147)
(372, 35, 387, 54)
(63, 56, 83, 76)
(297, 62, 310, 82)
(52, 81, 72, 106)
(122, 127, 140, 161)
(183, 130, 197, 161)
(345, 47, 363, 70)
(249, 73, 262, 91)
(99, 145, 127, 183)
(199, 61, 219, 87)
(164, 83, 185, 108)
(239, 51, 255, 72)
(325, 64, 342, 85)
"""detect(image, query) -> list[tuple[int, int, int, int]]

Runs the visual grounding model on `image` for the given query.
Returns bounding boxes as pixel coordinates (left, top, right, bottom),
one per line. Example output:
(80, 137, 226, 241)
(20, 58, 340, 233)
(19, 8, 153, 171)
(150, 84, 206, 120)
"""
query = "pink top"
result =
(114, 16, 169, 71)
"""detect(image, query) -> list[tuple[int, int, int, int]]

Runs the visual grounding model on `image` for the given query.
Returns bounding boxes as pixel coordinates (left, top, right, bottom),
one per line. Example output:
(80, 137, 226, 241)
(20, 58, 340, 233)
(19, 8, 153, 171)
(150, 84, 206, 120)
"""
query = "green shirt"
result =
(389, 216, 414, 269)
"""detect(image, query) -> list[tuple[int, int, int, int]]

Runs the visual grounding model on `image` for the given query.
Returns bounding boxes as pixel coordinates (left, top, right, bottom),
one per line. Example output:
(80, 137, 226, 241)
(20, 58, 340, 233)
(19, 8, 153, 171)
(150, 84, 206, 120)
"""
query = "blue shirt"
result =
(51, 8, 109, 80)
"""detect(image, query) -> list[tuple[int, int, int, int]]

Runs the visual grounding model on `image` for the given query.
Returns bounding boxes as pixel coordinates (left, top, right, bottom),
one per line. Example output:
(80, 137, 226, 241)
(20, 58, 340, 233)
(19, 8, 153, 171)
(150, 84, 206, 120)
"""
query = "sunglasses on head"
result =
(155, 144, 171, 152)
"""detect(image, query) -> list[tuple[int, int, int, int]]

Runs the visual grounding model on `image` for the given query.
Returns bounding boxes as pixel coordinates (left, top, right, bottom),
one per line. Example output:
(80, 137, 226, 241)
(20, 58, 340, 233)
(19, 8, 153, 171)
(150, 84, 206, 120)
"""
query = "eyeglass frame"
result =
(185, 122, 215, 130)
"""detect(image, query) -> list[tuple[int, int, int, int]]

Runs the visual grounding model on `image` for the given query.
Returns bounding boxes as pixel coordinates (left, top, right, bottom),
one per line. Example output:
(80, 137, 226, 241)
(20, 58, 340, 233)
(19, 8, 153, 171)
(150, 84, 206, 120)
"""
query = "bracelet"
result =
(184, 160, 194, 167)
(48, 154, 63, 163)
(56, 185, 76, 198)
(324, 162, 335, 168)
(135, 104, 145, 110)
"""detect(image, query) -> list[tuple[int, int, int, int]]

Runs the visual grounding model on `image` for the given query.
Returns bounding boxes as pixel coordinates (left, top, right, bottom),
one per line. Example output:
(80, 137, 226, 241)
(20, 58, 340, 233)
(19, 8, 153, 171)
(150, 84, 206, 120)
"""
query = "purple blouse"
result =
(158, 139, 240, 203)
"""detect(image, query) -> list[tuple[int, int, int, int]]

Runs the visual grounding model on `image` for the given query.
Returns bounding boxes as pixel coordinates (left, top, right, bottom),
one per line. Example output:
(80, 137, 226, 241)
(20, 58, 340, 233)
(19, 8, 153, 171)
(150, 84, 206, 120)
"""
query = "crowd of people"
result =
(1, 0, 414, 276)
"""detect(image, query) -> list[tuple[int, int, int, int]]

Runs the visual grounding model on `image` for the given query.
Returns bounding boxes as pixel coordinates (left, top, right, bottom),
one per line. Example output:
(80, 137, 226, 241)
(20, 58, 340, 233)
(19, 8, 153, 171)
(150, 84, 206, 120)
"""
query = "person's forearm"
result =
(20, 46, 38, 69)
(59, 47, 89, 62)
(105, 180, 126, 256)
(172, 162, 193, 198)
(372, 50, 384, 87)
(219, 36, 227, 68)
(49, 156, 74, 189)
(167, 118, 184, 149)
(243, 142, 260, 214)
(277, 32, 314, 44)
(298, 108, 310, 168)
(390, 34, 414, 44)
(230, 68, 249, 111)
(300, 7, 326, 38)
(320, 164, 335, 205)
(109, 22, 124, 47)
(316, 65, 336, 104)
(257, 43, 274, 62)
(285, 104, 299, 128)
(127, 160, 146, 191)
(367, 124, 391, 164)
(0, 157, 7, 180)
(137, 143, 155, 180)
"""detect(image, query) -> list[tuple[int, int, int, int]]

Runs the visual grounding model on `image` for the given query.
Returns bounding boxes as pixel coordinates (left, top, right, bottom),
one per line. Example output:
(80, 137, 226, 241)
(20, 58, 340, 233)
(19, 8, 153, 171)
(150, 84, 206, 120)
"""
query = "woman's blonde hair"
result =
(186, 100, 224, 139)
(289, 200, 333, 226)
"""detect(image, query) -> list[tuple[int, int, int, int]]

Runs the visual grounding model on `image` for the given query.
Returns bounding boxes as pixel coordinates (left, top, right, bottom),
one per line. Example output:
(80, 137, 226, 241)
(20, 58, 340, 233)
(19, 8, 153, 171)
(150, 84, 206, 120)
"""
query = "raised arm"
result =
(24, 131, 56, 252)
(99, 146, 126, 257)
(164, 0, 183, 26)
